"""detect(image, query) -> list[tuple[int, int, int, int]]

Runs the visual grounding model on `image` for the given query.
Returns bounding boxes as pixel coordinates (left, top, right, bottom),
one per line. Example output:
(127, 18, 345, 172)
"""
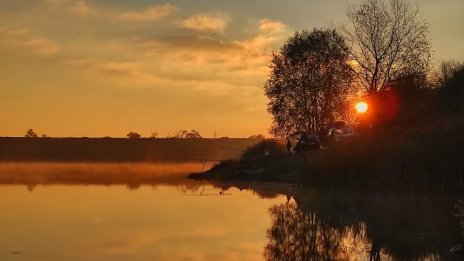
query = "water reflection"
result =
(0, 162, 210, 191)
(265, 202, 372, 261)
(210, 183, 464, 260)
(1, 163, 464, 260)
(263, 190, 463, 261)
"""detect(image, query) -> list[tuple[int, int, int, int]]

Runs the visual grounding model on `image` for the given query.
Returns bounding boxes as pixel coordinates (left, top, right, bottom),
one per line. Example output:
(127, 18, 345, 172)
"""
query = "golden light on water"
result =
(356, 102, 368, 113)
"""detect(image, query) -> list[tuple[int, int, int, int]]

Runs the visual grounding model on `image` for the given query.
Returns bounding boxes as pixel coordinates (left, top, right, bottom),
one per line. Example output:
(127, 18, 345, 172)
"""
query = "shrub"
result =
(240, 139, 286, 161)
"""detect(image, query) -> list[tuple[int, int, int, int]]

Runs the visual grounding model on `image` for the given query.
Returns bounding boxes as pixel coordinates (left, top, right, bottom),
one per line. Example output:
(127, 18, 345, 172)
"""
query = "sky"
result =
(1, 0, 463, 138)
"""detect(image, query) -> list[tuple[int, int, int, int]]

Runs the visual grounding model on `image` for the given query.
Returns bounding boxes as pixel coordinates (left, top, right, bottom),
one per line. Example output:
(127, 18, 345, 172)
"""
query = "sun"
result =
(355, 102, 368, 113)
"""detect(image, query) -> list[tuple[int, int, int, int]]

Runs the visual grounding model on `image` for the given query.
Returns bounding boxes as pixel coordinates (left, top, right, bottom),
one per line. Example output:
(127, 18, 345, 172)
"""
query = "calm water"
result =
(0, 163, 463, 260)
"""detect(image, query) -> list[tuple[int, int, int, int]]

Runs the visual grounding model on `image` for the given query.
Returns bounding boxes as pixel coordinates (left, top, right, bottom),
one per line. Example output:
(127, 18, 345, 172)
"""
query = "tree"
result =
(173, 129, 202, 138)
(343, 0, 431, 93)
(150, 131, 159, 139)
(185, 130, 202, 139)
(25, 129, 38, 138)
(434, 60, 464, 88)
(173, 130, 188, 138)
(265, 29, 355, 137)
(248, 134, 265, 140)
(126, 132, 141, 139)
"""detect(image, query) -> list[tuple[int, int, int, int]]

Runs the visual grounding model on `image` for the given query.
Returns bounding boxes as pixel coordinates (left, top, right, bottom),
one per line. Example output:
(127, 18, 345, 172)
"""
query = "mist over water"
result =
(0, 163, 463, 260)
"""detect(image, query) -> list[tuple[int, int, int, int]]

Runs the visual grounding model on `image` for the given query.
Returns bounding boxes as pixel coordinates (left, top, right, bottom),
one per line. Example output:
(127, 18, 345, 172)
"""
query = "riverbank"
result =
(189, 154, 302, 183)
(190, 114, 464, 193)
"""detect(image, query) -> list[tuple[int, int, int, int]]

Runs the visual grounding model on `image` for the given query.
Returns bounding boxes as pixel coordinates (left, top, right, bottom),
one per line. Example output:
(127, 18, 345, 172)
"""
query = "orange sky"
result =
(1, 0, 463, 138)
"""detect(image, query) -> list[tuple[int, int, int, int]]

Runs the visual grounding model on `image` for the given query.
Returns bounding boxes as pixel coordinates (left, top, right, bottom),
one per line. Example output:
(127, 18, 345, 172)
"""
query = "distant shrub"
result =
(127, 132, 141, 139)
(241, 139, 286, 161)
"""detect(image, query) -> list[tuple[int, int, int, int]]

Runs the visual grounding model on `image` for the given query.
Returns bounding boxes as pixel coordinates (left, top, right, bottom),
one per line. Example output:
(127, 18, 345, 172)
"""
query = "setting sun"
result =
(356, 102, 368, 113)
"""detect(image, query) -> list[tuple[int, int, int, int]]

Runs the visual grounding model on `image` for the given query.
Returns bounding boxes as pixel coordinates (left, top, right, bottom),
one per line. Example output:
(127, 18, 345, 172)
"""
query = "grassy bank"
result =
(302, 114, 464, 192)
(301, 68, 464, 192)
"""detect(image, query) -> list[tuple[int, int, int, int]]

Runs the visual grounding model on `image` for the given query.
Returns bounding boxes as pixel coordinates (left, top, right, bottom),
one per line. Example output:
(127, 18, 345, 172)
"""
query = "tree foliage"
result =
(25, 129, 38, 138)
(265, 29, 355, 137)
(126, 132, 141, 139)
(173, 129, 202, 139)
(434, 60, 464, 88)
(150, 131, 159, 139)
(344, 0, 431, 93)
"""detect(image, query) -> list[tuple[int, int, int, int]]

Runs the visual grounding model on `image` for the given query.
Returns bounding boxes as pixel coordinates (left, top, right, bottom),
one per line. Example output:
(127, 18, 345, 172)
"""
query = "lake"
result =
(0, 162, 463, 260)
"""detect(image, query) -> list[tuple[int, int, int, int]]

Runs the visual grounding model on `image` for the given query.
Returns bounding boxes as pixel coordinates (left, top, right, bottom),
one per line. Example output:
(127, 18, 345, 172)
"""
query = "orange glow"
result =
(355, 102, 368, 113)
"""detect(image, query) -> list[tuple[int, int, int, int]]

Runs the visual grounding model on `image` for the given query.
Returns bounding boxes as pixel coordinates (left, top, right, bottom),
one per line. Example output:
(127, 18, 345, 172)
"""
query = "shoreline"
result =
(188, 154, 302, 183)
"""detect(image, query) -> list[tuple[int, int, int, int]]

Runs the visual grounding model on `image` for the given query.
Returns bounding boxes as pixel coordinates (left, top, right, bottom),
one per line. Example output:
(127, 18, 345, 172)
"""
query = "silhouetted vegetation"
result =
(172, 129, 202, 138)
(25, 129, 38, 138)
(256, 0, 463, 192)
(150, 131, 159, 138)
(302, 65, 464, 192)
(265, 29, 355, 136)
(241, 139, 286, 161)
(126, 132, 142, 139)
(343, 0, 431, 93)
(248, 134, 266, 140)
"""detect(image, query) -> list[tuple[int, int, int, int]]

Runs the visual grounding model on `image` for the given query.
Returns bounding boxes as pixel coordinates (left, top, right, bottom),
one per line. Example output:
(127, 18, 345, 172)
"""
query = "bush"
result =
(241, 139, 286, 161)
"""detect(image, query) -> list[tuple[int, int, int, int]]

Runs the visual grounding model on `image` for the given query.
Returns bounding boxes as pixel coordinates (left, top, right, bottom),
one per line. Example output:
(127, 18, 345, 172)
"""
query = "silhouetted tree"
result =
(126, 132, 141, 139)
(343, 0, 431, 93)
(174, 130, 202, 138)
(25, 129, 38, 138)
(434, 60, 464, 88)
(150, 131, 159, 139)
(265, 29, 355, 136)
(185, 130, 202, 139)
(436, 64, 464, 113)
(173, 130, 188, 138)
(248, 134, 265, 140)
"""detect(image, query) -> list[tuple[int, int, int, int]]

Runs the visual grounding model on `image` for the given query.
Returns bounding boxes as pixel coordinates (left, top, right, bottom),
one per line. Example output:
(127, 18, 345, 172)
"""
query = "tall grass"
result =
(302, 115, 464, 192)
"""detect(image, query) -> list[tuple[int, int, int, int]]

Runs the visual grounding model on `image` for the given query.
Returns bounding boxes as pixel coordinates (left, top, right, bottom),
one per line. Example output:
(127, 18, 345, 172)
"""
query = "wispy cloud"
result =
(120, 4, 177, 22)
(64, 58, 168, 86)
(0, 27, 58, 55)
(69, 1, 96, 15)
(178, 15, 227, 32)
(258, 19, 286, 34)
(42, 0, 98, 15)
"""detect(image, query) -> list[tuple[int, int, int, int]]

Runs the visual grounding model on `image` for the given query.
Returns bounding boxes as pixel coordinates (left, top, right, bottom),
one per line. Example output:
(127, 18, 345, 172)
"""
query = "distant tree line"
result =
(20, 129, 270, 139)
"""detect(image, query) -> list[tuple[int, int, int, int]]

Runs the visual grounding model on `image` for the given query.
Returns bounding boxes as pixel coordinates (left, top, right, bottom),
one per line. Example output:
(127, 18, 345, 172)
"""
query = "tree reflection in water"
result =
(264, 202, 375, 261)
(262, 190, 464, 261)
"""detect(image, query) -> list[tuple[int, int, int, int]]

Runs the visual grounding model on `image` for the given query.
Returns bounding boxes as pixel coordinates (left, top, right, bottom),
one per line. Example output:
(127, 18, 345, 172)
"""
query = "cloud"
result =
(238, 19, 288, 54)
(42, 0, 97, 15)
(69, 1, 95, 15)
(121, 18, 289, 89)
(120, 4, 177, 22)
(258, 18, 286, 34)
(23, 38, 59, 55)
(178, 15, 227, 32)
(0, 27, 58, 55)
(64, 58, 169, 86)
